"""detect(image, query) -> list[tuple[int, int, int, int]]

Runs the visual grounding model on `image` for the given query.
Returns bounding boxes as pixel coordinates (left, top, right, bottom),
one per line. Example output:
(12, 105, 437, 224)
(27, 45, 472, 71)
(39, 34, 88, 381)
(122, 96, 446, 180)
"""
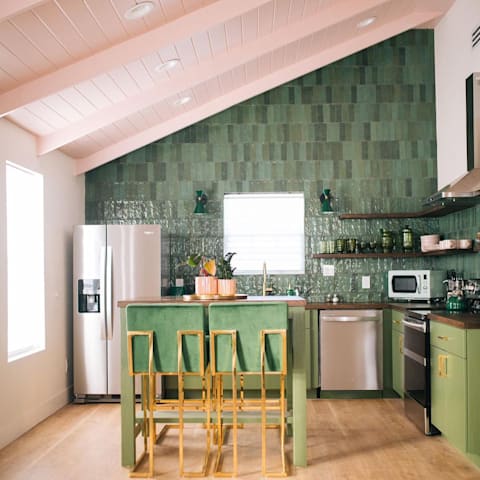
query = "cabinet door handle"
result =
(399, 336, 403, 354)
(393, 320, 401, 325)
(438, 354, 448, 377)
(437, 335, 449, 341)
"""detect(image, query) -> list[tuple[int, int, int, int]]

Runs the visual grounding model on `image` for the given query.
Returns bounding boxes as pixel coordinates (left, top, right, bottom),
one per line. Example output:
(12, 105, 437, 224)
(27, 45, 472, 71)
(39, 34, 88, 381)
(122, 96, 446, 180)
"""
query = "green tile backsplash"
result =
(85, 29, 449, 301)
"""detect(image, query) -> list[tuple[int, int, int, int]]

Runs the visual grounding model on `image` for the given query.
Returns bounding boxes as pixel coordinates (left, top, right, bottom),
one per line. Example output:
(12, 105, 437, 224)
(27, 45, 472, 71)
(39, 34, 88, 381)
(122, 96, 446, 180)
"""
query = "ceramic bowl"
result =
(439, 239, 457, 249)
(458, 239, 472, 249)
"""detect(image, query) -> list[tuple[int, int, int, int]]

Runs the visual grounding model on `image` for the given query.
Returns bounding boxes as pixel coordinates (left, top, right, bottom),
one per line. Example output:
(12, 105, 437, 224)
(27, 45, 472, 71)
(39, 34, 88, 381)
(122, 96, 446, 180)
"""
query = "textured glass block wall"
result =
(85, 30, 440, 302)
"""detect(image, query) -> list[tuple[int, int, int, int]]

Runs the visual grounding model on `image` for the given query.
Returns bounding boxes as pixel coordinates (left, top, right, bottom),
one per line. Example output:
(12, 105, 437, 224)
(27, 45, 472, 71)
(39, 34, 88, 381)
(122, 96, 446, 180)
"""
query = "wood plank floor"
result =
(0, 399, 479, 479)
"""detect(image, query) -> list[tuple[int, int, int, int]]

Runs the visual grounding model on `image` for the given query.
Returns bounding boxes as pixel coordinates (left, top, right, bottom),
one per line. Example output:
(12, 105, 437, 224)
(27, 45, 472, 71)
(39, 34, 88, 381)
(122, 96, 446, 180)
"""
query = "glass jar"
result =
(335, 238, 346, 253)
(381, 229, 393, 253)
(402, 225, 413, 252)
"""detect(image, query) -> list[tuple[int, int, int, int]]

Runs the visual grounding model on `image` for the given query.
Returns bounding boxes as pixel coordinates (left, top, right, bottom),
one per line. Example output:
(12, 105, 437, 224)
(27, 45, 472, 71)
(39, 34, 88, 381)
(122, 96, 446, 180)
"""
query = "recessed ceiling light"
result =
(154, 58, 180, 73)
(124, 1, 155, 20)
(173, 96, 191, 106)
(357, 16, 376, 29)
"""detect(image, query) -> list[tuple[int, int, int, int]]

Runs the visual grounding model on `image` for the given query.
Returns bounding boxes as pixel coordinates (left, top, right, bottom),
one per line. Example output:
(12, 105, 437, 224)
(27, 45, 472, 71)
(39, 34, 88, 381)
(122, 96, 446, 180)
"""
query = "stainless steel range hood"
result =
(424, 72, 480, 207)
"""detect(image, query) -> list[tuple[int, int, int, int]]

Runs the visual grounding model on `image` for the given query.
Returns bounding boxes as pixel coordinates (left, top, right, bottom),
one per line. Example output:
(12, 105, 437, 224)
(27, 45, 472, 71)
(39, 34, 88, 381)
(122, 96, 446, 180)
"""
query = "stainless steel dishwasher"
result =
(320, 310, 383, 390)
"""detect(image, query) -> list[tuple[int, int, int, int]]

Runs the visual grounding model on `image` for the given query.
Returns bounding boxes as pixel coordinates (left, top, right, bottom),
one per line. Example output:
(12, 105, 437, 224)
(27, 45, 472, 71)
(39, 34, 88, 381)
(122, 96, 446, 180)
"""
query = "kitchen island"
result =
(117, 295, 307, 469)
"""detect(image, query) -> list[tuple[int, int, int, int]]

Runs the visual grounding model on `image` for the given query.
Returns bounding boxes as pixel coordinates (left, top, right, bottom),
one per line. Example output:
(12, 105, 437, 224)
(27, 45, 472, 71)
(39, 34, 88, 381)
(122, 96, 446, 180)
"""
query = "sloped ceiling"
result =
(0, 0, 454, 174)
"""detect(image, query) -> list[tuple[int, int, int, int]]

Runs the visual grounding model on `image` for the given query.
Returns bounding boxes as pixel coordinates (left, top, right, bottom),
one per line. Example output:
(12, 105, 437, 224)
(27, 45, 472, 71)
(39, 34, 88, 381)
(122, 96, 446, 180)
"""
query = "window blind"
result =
(224, 192, 305, 275)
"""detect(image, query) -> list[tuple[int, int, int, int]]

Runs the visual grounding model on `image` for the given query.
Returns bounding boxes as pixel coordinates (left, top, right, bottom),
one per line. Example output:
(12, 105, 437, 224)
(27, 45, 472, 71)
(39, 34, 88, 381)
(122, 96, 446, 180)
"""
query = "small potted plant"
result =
(216, 252, 237, 296)
(186, 254, 218, 295)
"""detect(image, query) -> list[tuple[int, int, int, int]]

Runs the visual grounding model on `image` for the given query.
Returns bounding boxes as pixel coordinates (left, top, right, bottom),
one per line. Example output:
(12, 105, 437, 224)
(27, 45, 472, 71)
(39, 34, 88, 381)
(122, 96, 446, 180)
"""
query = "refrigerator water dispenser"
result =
(78, 279, 100, 313)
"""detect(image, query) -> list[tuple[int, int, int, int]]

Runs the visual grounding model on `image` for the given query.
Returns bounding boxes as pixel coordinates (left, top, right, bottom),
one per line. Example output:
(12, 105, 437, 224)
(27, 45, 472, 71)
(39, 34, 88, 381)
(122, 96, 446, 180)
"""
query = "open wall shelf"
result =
(312, 249, 475, 259)
(338, 203, 478, 220)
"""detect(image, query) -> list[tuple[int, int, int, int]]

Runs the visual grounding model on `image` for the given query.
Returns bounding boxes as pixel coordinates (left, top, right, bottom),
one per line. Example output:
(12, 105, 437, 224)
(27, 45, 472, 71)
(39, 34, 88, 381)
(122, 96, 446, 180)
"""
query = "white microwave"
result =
(388, 270, 445, 301)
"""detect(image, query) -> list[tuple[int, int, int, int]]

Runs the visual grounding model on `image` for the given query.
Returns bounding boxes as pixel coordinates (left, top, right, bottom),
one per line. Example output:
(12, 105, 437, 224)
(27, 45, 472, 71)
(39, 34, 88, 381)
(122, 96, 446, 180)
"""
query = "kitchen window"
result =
(6, 162, 45, 362)
(223, 192, 305, 275)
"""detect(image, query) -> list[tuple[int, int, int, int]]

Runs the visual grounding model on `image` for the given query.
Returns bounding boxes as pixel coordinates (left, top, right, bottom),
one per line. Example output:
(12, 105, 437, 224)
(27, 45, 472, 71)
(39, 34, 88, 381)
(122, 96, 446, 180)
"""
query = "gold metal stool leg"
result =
(127, 330, 156, 478)
(177, 330, 211, 477)
(211, 330, 238, 477)
(261, 329, 288, 477)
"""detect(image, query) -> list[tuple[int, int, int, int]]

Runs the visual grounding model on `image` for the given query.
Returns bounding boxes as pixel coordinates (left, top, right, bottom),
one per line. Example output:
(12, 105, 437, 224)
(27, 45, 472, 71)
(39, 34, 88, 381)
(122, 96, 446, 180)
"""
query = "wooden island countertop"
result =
(118, 295, 307, 308)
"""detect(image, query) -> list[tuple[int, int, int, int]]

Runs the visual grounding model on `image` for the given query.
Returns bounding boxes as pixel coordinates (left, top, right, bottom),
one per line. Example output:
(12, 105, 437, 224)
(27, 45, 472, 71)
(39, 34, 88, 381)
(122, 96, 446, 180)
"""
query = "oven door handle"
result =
(402, 318, 427, 333)
(403, 347, 427, 366)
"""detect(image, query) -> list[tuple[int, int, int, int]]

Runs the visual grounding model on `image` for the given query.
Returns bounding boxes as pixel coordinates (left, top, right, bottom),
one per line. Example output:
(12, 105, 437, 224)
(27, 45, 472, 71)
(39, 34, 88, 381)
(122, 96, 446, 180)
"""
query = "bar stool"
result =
(126, 303, 211, 478)
(208, 302, 288, 477)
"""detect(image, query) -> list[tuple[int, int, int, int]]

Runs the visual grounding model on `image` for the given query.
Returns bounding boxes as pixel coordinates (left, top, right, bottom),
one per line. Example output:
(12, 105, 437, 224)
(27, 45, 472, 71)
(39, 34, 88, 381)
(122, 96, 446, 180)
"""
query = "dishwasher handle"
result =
(322, 315, 380, 322)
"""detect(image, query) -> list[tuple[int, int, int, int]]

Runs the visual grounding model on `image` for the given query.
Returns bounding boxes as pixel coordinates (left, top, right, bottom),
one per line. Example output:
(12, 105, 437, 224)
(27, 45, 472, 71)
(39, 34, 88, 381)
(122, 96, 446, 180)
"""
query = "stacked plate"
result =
(421, 235, 472, 252)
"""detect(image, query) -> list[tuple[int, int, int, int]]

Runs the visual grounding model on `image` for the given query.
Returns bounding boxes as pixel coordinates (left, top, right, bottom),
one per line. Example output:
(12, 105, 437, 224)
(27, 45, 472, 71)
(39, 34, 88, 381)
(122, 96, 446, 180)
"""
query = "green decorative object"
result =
(320, 188, 333, 212)
(194, 190, 208, 214)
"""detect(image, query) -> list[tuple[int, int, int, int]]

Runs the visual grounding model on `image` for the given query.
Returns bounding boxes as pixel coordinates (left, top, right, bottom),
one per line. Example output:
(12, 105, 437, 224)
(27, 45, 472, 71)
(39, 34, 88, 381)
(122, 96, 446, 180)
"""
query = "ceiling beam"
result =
(75, 7, 439, 175)
(0, 0, 271, 117)
(0, 0, 46, 22)
(37, 0, 391, 154)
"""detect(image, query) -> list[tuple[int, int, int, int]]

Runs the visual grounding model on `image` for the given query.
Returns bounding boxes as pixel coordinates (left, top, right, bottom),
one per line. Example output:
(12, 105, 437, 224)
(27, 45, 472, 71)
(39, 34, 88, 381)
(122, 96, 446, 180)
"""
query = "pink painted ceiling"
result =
(0, 0, 454, 174)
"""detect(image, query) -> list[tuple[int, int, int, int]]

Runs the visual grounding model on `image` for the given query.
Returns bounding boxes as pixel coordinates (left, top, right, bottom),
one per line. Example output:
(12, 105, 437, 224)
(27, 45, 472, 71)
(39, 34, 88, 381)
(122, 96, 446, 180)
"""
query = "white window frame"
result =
(224, 192, 305, 275)
(6, 161, 45, 362)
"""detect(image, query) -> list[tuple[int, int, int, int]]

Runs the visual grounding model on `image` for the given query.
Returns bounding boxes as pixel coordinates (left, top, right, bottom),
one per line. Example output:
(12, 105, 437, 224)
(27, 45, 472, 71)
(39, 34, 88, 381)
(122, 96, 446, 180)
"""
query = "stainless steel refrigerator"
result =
(73, 224, 169, 401)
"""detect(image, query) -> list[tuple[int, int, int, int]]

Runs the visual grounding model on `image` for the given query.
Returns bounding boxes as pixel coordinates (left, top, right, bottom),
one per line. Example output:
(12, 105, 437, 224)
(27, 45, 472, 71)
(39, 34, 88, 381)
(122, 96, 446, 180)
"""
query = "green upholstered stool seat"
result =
(126, 303, 207, 374)
(208, 302, 287, 373)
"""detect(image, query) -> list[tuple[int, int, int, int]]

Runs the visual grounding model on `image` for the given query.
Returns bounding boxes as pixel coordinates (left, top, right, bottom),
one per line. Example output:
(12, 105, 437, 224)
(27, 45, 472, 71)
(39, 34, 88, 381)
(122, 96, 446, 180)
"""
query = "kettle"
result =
(446, 293, 467, 312)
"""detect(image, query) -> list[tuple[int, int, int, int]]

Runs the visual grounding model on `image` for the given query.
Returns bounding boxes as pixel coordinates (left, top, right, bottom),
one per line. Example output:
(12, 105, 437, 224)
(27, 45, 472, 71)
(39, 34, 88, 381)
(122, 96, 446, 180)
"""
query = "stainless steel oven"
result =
(402, 310, 439, 435)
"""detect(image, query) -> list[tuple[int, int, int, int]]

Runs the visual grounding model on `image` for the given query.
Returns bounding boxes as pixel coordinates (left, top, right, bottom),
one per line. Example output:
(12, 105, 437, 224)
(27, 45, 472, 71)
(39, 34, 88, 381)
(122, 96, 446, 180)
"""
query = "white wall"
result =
(0, 118, 84, 449)
(435, 0, 480, 189)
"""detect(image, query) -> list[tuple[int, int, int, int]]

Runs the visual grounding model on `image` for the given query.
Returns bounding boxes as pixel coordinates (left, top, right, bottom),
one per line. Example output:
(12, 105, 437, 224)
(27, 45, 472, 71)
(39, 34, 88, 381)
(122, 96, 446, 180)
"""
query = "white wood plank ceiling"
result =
(0, 0, 454, 174)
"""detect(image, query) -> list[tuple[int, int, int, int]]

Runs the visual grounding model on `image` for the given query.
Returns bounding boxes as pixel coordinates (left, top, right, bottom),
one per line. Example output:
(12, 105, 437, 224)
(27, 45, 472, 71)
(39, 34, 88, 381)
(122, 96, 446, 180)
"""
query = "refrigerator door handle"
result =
(105, 245, 113, 340)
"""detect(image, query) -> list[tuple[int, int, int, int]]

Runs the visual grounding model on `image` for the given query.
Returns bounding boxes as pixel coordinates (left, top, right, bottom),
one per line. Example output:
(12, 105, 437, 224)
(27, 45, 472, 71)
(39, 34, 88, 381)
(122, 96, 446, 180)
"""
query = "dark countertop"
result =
(306, 302, 386, 310)
(306, 301, 480, 329)
(428, 311, 480, 329)
(306, 301, 437, 311)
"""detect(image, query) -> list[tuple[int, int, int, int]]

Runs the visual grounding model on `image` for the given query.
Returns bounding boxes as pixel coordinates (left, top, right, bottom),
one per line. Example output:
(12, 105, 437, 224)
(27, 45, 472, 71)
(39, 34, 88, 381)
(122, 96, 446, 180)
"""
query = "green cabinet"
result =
(430, 343, 467, 451)
(305, 309, 319, 389)
(430, 321, 480, 468)
(391, 310, 404, 398)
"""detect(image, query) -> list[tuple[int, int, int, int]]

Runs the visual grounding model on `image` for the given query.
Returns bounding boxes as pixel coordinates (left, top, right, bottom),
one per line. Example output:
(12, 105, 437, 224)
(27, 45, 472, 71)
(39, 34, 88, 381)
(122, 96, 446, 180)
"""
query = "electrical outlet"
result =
(322, 264, 335, 277)
(362, 276, 370, 289)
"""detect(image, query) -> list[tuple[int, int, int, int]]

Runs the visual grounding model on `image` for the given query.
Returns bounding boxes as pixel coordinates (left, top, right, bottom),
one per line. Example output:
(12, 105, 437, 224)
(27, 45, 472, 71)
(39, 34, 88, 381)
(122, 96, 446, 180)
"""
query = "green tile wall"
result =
(85, 30, 441, 301)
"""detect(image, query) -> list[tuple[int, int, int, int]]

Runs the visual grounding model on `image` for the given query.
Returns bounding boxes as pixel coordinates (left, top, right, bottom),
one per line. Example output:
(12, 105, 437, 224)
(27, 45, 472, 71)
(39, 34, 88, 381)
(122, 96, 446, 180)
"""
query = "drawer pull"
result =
(437, 335, 449, 341)
(393, 320, 401, 325)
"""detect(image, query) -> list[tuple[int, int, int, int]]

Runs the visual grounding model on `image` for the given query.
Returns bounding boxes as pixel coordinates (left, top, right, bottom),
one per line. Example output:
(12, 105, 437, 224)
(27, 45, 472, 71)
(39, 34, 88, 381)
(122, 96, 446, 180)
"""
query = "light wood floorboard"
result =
(0, 399, 479, 479)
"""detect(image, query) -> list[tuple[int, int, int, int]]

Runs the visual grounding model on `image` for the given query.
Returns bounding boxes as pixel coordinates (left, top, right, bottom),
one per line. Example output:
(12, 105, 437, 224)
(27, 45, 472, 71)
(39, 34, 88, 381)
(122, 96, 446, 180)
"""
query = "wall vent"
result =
(473, 25, 480, 48)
